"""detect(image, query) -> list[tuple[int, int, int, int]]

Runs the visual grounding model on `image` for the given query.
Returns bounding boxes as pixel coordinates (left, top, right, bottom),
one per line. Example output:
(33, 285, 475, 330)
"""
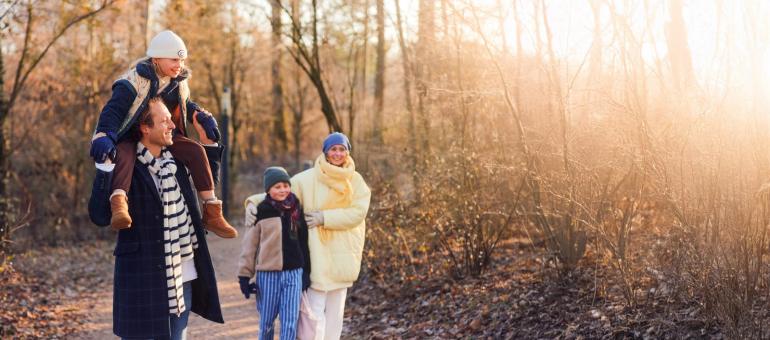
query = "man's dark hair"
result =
(128, 97, 166, 142)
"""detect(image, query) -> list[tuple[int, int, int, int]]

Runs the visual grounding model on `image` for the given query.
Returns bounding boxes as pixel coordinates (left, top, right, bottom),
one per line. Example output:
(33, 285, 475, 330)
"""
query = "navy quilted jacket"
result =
(96, 59, 202, 141)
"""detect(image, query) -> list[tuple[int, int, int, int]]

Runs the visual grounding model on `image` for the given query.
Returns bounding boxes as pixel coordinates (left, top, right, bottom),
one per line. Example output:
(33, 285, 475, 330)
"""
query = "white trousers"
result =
(306, 287, 348, 340)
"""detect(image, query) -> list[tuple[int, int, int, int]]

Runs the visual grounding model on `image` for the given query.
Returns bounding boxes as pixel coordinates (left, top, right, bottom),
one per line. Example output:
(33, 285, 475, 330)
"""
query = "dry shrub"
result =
(363, 174, 430, 284)
(362, 148, 520, 281)
(653, 114, 770, 338)
(418, 148, 520, 278)
(660, 195, 769, 339)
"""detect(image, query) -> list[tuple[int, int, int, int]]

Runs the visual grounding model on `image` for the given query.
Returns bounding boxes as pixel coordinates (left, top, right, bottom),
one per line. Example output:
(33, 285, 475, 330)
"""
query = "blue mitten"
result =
(195, 111, 221, 142)
(90, 132, 117, 163)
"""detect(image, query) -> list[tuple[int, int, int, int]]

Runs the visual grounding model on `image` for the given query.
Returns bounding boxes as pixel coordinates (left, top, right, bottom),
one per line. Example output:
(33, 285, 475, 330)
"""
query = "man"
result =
(92, 97, 224, 339)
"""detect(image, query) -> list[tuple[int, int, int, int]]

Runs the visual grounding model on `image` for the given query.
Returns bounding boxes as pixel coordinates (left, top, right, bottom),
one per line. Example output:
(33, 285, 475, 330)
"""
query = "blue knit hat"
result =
(263, 166, 291, 193)
(322, 132, 351, 154)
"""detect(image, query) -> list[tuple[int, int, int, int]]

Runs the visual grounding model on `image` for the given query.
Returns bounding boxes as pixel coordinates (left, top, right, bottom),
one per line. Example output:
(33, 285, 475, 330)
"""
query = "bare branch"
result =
(0, 0, 21, 23)
(9, 0, 115, 110)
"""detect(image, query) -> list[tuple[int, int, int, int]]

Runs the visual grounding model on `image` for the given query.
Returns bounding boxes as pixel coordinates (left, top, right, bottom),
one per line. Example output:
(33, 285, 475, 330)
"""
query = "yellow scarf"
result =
(315, 154, 355, 243)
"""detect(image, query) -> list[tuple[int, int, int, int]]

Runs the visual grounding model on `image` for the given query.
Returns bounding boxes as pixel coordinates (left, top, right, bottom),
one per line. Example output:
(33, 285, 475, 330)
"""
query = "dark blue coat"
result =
(109, 145, 225, 339)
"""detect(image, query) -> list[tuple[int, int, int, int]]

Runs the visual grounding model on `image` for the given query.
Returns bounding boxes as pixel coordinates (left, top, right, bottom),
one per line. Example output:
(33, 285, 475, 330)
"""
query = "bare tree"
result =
(288, 75, 310, 169)
(743, 2, 770, 180)
(394, 0, 420, 194)
(414, 0, 434, 153)
(511, 0, 523, 115)
(495, 0, 507, 53)
(580, 0, 604, 127)
(0, 0, 115, 253)
(144, 0, 151, 52)
(282, 0, 343, 133)
(539, 0, 570, 176)
(271, 0, 288, 154)
(288, 0, 309, 169)
(665, 0, 695, 92)
(343, 0, 370, 142)
(371, 0, 386, 145)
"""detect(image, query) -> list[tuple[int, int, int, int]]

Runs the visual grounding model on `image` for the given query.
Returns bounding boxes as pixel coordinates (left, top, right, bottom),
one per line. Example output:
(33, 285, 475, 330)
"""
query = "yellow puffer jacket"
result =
(245, 154, 371, 291)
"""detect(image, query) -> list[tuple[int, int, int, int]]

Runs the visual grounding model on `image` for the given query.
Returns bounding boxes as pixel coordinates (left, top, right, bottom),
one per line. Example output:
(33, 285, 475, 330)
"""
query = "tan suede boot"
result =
(202, 200, 238, 238)
(110, 194, 132, 231)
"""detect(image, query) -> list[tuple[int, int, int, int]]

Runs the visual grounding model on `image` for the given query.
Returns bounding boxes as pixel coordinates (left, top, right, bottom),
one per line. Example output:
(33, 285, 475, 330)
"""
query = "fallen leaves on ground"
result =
(0, 234, 736, 339)
(0, 240, 113, 339)
(345, 238, 724, 339)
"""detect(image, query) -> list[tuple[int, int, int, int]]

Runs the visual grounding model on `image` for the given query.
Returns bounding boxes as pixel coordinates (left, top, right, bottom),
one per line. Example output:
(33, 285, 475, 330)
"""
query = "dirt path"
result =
(71, 228, 263, 339)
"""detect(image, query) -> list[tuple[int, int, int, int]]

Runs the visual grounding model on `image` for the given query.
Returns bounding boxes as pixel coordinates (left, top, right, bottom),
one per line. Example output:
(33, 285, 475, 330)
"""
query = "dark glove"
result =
(195, 111, 221, 142)
(302, 270, 311, 291)
(90, 132, 117, 163)
(238, 276, 258, 299)
(88, 168, 113, 227)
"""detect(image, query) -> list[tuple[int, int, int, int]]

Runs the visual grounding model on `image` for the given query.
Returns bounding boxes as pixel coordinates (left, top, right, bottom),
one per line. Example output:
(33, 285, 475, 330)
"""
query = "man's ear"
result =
(139, 123, 150, 136)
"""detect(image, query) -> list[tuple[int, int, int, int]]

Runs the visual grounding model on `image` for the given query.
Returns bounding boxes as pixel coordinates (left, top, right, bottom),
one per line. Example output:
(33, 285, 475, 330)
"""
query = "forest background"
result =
(3, 0, 770, 338)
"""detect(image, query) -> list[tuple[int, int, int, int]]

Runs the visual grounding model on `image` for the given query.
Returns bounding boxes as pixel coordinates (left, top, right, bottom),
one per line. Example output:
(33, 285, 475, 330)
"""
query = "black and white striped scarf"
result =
(136, 142, 198, 316)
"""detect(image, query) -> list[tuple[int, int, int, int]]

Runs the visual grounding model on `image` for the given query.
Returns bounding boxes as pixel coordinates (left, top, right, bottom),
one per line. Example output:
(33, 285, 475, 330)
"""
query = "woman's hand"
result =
(304, 211, 324, 228)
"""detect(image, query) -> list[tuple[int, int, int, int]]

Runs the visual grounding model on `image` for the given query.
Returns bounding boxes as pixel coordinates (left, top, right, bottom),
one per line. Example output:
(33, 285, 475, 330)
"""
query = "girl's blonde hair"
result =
(128, 56, 189, 78)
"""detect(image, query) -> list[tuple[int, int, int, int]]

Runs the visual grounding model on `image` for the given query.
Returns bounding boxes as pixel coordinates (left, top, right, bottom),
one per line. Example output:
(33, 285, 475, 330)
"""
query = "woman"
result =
(290, 132, 371, 340)
(89, 30, 236, 238)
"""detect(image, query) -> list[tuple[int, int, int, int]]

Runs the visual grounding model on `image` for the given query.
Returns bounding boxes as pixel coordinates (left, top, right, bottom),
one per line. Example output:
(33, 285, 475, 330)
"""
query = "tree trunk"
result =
(348, 0, 370, 143)
(314, 75, 342, 132)
(226, 39, 247, 209)
(0, 36, 8, 254)
(144, 0, 151, 52)
(512, 0, 523, 116)
(394, 0, 420, 197)
(581, 0, 603, 127)
(744, 3, 770, 180)
(372, 0, 385, 145)
(290, 0, 305, 169)
(665, 0, 695, 91)
(450, 3, 469, 147)
(271, 0, 288, 155)
(346, 47, 359, 140)
(415, 0, 434, 154)
(495, 0, 507, 53)
(540, 0, 570, 176)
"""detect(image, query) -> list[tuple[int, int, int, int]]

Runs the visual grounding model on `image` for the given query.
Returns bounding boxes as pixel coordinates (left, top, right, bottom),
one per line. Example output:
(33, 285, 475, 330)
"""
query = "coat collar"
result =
(136, 58, 190, 83)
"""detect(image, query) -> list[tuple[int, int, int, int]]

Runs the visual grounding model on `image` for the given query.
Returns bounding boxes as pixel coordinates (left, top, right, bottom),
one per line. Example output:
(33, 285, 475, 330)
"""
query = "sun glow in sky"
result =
(379, 0, 770, 97)
(488, 0, 770, 92)
(153, 0, 770, 98)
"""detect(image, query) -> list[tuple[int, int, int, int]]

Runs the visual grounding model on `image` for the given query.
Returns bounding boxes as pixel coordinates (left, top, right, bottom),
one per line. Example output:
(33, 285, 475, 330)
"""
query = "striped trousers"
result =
(257, 268, 302, 340)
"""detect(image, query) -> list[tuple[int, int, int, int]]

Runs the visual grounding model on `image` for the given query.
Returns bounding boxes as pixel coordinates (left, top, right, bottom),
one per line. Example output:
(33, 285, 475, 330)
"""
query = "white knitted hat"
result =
(146, 30, 188, 59)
